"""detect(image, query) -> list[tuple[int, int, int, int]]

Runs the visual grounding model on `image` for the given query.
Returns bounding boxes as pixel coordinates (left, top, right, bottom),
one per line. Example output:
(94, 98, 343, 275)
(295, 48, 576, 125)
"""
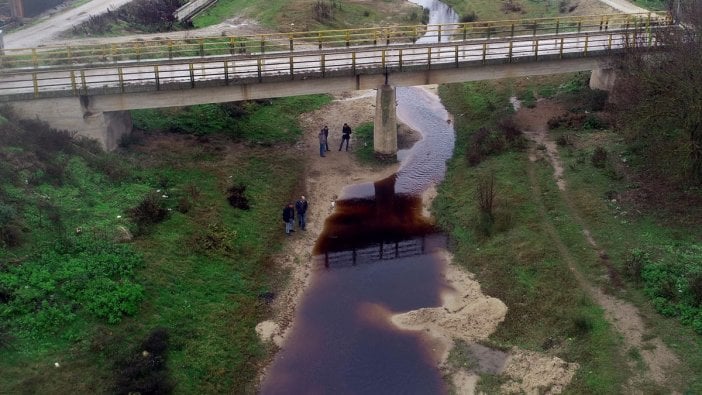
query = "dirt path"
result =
(515, 99, 680, 391)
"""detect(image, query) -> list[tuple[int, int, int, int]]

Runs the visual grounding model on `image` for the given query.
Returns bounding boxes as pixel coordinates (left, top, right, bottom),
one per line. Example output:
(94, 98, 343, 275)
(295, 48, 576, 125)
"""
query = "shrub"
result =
(115, 328, 173, 395)
(227, 184, 250, 210)
(591, 146, 608, 168)
(127, 192, 169, 234)
(460, 11, 477, 23)
(583, 114, 607, 130)
(624, 248, 649, 284)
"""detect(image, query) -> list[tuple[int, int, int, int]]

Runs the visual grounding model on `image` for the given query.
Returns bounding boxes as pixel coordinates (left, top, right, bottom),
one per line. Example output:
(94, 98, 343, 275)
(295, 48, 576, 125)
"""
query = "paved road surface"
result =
(4, 0, 136, 49)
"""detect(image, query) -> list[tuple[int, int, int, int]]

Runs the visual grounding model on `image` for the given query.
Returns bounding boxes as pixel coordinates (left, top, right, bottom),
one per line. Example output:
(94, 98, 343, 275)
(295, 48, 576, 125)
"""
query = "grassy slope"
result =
(194, 0, 424, 30)
(0, 96, 329, 393)
(435, 75, 702, 392)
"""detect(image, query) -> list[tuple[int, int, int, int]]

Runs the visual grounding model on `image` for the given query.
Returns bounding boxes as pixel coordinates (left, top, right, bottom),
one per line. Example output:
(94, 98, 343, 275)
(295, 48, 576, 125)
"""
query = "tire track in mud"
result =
(518, 100, 680, 392)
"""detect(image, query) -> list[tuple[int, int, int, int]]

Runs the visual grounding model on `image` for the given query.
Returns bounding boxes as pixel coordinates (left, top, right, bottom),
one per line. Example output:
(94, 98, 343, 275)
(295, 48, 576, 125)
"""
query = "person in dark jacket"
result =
(339, 123, 352, 151)
(295, 195, 308, 231)
(283, 203, 295, 235)
(322, 125, 330, 152)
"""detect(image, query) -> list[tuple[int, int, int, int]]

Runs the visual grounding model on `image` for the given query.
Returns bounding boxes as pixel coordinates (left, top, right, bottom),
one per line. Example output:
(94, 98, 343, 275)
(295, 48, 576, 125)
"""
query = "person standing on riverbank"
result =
(339, 123, 352, 151)
(295, 195, 308, 231)
(318, 128, 328, 157)
(322, 125, 330, 152)
(283, 203, 295, 235)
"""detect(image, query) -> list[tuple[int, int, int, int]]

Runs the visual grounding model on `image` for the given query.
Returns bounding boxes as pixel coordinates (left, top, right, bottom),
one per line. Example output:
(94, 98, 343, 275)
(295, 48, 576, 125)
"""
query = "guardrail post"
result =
(577, 19, 582, 33)
(257, 58, 263, 81)
(80, 70, 87, 95)
(224, 60, 230, 85)
(510, 23, 514, 38)
(32, 48, 38, 68)
(427, 47, 431, 70)
(386, 29, 390, 45)
(508, 41, 513, 63)
(168, 40, 173, 59)
(318, 32, 323, 49)
(559, 37, 564, 59)
(321, 54, 325, 77)
(189, 63, 195, 88)
(154, 65, 160, 90)
(135, 42, 141, 62)
(584, 33, 589, 56)
(381, 49, 386, 68)
(32, 73, 39, 97)
(352, 52, 356, 74)
(462, 24, 467, 41)
(260, 36, 266, 53)
(604, 15, 609, 31)
(412, 26, 418, 43)
(486, 23, 491, 39)
(647, 12, 653, 46)
(118, 67, 124, 93)
(555, 18, 560, 35)
(399, 49, 403, 71)
(373, 31, 378, 46)
(67, 46, 72, 64)
(599, 16, 604, 31)
(289, 34, 294, 52)
(482, 42, 487, 64)
(345, 31, 350, 47)
(454, 45, 458, 67)
(608, 33, 612, 52)
(289, 56, 293, 79)
(70, 70, 77, 95)
(110, 44, 116, 61)
(438, 25, 442, 42)
(534, 39, 539, 60)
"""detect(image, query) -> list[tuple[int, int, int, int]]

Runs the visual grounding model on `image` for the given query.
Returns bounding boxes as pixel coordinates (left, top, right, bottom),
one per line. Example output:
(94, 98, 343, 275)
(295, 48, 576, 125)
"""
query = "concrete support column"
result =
(10, 96, 133, 151)
(373, 84, 397, 158)
(589, 68, 617, 92)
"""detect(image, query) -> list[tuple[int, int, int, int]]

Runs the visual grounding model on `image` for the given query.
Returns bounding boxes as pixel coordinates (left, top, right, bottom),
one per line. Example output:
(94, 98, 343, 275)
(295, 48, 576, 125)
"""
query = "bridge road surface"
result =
(0, 28, 657, 102)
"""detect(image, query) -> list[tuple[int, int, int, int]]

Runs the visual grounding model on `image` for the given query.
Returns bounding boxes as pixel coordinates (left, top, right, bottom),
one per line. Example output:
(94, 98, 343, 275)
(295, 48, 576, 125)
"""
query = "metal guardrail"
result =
(0, 13, 671, 101)
(0, 12, 668, 70)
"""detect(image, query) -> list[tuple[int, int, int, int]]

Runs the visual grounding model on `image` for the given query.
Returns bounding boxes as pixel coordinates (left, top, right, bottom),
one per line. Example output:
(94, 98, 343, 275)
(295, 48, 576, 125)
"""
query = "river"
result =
(260, 1, 459, 393)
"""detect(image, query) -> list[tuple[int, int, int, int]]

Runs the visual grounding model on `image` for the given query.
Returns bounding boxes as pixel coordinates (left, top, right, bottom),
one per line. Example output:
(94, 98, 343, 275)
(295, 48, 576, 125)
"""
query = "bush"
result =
(227, 184, 250, 210)
(591, 146, 608, 168)
(115, 328, 173, 395)
(127, 192, 169, 234)
(460, 11, 477, 23)
(624, 248, 649, 284)
(0, 238, 144, 337)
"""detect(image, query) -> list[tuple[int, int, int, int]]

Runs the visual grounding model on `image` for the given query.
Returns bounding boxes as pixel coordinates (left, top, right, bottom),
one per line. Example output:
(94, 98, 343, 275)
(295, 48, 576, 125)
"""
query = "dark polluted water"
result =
(260, 86, 456, 395)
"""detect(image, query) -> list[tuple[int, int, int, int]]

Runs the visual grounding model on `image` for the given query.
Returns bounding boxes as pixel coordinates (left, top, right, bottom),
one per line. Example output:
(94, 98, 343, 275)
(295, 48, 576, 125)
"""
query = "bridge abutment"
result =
(373, 85, 398, 158)
(10, 96, 132, 151)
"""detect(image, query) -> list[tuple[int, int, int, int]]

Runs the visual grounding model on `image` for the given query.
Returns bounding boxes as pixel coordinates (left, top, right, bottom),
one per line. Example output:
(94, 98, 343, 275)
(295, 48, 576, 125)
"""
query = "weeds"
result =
(126, 192, 169, 235)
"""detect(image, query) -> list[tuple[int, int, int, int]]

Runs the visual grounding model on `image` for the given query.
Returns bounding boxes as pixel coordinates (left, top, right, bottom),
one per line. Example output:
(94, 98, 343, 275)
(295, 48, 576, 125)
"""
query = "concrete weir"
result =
(10, 96, 132, 151)
(374, 85, 398, 157)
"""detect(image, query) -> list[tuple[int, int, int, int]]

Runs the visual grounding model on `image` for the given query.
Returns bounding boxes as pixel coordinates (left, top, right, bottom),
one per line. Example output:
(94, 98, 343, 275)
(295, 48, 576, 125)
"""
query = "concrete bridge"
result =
(0, 12, 669, 151)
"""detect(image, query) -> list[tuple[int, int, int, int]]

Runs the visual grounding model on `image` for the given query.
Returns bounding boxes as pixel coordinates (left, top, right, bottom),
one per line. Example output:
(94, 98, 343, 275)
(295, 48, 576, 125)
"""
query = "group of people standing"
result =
(318, 123, 352, 157)
(282, 195, 308, 235)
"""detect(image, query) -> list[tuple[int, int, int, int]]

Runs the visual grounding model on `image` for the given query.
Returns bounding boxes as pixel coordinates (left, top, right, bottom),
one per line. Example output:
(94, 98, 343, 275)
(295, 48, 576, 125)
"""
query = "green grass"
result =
(194, 0, 424, 31)
(631, 0, 668, 11)
(436, 74, 702, 393)
(0, 94, 328, 393)
(132, 95, 332, 144)
(440, 0, 565, 22)
(435, 78, 629, 393)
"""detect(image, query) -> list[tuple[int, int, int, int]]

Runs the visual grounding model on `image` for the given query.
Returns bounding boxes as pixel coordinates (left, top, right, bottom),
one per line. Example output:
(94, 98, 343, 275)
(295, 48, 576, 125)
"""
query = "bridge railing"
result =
(0, 28, 663, 101)
(0, 12, 669, 70)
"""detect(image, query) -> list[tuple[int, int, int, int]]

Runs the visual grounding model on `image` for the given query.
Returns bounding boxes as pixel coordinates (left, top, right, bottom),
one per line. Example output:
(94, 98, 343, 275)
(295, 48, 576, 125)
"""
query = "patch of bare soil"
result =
(517, 99, 680, 391)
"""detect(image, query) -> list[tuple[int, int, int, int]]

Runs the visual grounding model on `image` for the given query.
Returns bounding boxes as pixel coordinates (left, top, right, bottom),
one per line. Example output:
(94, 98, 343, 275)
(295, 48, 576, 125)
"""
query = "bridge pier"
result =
(10, 96, 132, 151)
(589, 68, 617, 92)
(373, 85, 398, 158)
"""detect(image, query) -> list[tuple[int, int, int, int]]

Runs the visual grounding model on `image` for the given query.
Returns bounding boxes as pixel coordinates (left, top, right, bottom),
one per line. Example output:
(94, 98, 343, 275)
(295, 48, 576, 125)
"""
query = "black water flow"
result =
(260, 2, 459, 393)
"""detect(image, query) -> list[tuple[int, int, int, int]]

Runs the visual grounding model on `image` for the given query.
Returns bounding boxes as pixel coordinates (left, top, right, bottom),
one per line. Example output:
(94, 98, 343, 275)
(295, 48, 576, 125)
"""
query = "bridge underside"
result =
(10, 56, 608, 151)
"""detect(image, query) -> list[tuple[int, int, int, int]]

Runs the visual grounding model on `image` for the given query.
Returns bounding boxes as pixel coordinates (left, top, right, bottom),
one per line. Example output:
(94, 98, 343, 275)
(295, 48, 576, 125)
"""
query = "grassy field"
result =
(0, 96, 329, 393)
(434, 74, 702, 393)
(194, 0, 426, 31)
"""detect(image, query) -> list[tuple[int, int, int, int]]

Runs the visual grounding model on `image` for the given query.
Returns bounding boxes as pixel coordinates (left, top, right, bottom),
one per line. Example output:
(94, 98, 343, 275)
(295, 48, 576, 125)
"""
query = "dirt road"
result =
(4, 0, 138, 49)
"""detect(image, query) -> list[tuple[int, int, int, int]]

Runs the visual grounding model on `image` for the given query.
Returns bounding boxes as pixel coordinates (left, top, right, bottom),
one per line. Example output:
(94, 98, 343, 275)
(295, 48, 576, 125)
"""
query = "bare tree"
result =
(611, 1, 702, 184)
